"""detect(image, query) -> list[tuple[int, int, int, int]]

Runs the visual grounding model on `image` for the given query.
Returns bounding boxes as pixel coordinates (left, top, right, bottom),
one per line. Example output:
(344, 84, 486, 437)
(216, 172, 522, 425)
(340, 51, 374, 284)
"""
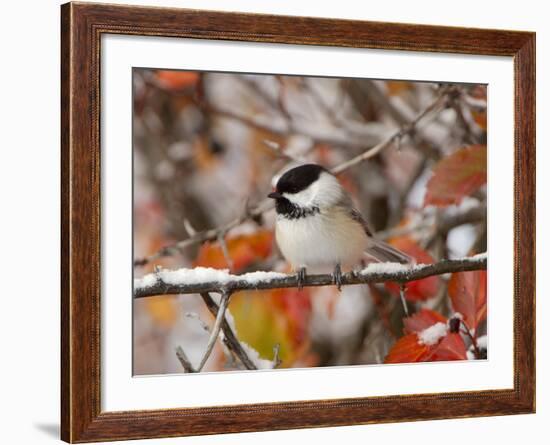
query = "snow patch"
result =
(361, 262, 412, 275)
(134, 267, 232, 290)
(239, 271, 287, 284)
(239, 341, 274, 369)
(418, 322, 448, 346)
(471, 252, 488, 261)
(134, 268, 287, 291)
(134, 273, 158, 289)
(476, 335, 487, 349)
(159, 267, 232, 285)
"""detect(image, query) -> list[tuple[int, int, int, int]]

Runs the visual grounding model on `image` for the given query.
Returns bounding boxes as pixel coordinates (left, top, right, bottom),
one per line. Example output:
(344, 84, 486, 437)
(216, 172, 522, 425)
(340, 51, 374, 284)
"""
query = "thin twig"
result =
(460, 320, 481, 359)
(300, 78, 346, 128)
(135, 254, 487, 298)
(238, 76, 284, 114)
(272, 343, 282, 369)
(451, 101, 475, 144)
(208, 104, 383, 149)
(183, 219, 197, 237)
(134, 88, 455, 267)
(355, 80, 449, 159)
(200, 292, 257, 370)
(399, 284, 409, 317)
(197, 290, 232, 372)
(239, 75, 384, 145)
(175, 346, 196, 373)
(217, 232, 234, 270)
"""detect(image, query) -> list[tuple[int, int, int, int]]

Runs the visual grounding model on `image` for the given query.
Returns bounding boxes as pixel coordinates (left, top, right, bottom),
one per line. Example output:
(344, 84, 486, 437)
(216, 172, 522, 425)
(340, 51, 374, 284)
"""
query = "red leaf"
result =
(384, 334, 431, 364)
(385, 332, 467, 364)
(403, 309, 447, 334)
(385, 237, 440, 301)
(424, 144, 487, 207)
(270, 288, 312, 345)
(425, 333, 468, 361)
(448, 270, 487, 332)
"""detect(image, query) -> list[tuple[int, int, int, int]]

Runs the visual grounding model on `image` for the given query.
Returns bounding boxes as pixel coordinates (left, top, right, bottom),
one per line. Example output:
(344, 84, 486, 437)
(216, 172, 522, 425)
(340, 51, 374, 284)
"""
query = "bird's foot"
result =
(296, 266, 307, 291)
(333, 263, 343, 291)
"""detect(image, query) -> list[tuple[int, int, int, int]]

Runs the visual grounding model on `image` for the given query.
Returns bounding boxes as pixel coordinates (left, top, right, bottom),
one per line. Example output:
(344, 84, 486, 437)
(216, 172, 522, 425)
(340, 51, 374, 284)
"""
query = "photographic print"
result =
(62, 4, 535, 440)
(132, 69, 488, 375)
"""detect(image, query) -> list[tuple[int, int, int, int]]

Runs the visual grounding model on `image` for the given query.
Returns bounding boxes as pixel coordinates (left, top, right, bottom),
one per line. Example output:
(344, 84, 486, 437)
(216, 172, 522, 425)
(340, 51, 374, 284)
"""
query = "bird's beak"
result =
(268, 191, 283, 199)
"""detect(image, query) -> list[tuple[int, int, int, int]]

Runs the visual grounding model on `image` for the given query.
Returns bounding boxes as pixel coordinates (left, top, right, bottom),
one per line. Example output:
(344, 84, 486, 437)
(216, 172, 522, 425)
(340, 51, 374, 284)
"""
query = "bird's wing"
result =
(348, 207, 374, 237)
(334, 192, 374, 237)
(339, 198, 412, 264)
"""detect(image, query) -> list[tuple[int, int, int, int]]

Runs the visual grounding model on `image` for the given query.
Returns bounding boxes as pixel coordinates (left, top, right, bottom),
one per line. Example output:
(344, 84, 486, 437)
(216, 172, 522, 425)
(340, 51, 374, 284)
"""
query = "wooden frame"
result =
(61, 1, 535, 442)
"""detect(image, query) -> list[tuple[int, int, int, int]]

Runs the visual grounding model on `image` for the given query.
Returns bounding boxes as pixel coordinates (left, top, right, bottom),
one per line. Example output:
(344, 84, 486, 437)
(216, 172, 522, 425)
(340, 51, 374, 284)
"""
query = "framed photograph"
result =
(61, 2, 535, 442)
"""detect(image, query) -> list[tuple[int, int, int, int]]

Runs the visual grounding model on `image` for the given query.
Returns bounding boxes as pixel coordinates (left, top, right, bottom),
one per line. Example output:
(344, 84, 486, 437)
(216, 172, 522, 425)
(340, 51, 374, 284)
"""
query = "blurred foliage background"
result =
(133, 69, 487, 375)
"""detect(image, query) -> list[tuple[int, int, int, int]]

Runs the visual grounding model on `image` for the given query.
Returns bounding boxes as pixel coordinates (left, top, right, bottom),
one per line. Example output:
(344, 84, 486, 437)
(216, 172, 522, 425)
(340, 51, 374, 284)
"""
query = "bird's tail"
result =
(365, 239, 414, 264)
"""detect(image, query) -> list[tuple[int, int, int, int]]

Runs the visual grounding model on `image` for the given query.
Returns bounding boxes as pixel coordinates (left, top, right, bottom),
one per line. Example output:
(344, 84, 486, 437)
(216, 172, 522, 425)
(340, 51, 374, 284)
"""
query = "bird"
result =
(267, 163, 412, 290)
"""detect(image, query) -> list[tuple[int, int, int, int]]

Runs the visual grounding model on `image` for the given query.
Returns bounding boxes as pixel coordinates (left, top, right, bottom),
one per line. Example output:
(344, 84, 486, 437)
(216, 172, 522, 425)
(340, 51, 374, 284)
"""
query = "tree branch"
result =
(134, 253, 486, 299)
(134, 87, 455, 267)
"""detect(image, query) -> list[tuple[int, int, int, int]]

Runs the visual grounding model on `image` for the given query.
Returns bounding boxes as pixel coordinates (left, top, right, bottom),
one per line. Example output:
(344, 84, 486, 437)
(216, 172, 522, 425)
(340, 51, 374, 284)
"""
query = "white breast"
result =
(275, 207, 369, 272)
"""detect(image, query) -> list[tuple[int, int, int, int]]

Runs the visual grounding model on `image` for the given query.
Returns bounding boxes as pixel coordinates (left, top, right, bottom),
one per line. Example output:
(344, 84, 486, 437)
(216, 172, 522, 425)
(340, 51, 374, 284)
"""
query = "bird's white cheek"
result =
(282, 188, 314, 208)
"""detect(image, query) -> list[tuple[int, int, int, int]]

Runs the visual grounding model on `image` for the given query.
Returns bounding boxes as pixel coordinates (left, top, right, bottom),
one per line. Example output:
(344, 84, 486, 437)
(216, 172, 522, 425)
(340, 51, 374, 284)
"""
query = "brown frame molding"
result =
(61, 2, 535, 442)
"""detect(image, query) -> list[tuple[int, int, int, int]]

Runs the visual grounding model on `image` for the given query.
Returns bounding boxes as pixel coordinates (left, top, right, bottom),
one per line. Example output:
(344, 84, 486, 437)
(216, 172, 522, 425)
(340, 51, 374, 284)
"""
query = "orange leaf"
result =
(448, 270, 487, 332)
(425, 333, 468, 361)
(424, 144, 487, 207)
(403, 309, 447, 334)
(471, 110, 487, 130)
(155, 70, 199, 90)
(145, 296, 178, 328)
(385, 237, 440, 301)
(386, 80, 413, 96)
(384, 333, 431, 363)
(194, 230, 274, 272)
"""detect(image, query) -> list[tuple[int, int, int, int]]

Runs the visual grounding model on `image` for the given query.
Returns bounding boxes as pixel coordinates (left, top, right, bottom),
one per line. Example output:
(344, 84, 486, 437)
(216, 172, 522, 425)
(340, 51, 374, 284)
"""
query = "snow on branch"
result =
(134, 253, 487, 299)
(133, 86, 457, 268)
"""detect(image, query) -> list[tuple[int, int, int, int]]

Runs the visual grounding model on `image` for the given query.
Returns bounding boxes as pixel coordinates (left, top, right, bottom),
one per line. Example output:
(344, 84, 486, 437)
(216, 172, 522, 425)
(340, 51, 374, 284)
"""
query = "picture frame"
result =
(61, 1, 535, 442)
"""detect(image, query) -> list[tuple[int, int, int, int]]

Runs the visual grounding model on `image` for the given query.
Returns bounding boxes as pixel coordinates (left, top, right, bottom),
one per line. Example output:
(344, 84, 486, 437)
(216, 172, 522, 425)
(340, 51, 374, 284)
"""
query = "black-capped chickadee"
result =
(268, 164, 412, 289)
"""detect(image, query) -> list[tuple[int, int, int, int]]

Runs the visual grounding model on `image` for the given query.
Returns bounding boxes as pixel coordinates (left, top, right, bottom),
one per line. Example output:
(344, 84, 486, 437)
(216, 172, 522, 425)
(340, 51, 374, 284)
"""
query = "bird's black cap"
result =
(272, 164, 328, 195)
